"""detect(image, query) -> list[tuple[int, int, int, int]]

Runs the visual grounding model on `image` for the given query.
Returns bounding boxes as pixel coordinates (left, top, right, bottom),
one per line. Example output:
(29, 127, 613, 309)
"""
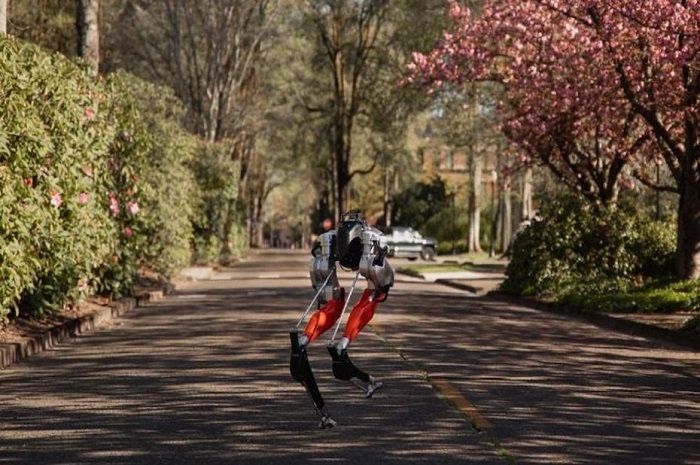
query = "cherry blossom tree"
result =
(409, 0, 700, 278)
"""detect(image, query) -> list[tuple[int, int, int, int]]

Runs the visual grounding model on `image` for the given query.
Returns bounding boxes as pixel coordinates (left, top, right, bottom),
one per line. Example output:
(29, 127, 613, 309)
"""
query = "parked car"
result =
(385, 227, 437, 261)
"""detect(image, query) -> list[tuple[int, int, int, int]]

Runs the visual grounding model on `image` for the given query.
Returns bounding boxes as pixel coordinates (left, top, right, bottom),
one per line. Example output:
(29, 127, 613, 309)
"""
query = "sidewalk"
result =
(396, 266, 700, 351)
(396, 267, 506, 296)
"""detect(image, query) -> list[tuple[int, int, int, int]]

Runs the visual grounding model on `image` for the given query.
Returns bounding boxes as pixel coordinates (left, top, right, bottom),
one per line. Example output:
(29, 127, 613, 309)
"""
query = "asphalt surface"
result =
(1, 249, 700, 464)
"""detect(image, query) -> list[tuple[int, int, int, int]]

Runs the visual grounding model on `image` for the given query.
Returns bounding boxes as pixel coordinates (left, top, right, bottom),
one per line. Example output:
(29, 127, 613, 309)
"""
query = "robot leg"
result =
(290, 331, 336, 428)
(302, 288, 345, 345)
(342, 289, 378, 342)
(328, 289, 383, 397)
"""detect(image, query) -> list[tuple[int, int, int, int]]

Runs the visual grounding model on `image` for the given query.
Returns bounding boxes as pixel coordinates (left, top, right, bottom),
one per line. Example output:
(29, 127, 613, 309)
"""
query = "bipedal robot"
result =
(289, 211, 394, 429)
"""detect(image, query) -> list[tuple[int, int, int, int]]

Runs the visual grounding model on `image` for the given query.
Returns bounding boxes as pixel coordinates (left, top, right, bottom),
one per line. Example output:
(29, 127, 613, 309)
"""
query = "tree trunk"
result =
(677, 179, 700, 279)
(332, 153, 341, 224)
(383, 165, 392, 229)
(248, 194, 262, 248)
(220, 197, 237, 263)
(499, 178, 512, 252)
(254, 199, 264, 248)
(467, 154, 483, 253)
(77, 0, 99, 73)
(521, 166, 533, 220)
(0, 0, 7, 34)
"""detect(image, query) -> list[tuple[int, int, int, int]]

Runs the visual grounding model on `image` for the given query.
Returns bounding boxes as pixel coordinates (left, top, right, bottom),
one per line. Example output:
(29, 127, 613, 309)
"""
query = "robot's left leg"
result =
(342, 289, 377, 342)
(328, 289, 383, 397)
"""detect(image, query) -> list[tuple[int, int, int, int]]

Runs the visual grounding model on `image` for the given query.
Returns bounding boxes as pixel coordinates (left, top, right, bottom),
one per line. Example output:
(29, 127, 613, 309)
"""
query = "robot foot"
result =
(365, 376, 384, 398)
(327, 343, 380, 394)
(349, 376, 384, 398)
(318, 412, 337, 429)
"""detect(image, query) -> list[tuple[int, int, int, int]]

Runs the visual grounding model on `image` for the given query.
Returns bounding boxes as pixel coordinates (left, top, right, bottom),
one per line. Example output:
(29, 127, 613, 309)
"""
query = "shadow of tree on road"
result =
(0, 287, 501, 465)
(378, 291, 700, 465)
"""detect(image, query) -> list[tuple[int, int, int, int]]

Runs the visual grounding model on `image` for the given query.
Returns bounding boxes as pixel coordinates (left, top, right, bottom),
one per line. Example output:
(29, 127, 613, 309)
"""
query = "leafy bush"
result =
(502, 193, 677, 297)
(392, 177, 451, 229)
(98, 72, 197, 296)
(561, 280, 700, 313)
(0, 37, 116, 318)
(423, 204, 468, 252)
(190, 141, 245, 264)
(0, 36, 209, 321)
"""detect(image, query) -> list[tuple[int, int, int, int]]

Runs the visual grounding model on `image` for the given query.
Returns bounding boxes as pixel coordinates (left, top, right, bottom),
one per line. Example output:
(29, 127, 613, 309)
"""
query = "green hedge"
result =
(0, 36, 219, 321)
(190, 141, 244, 264)
(501, 193, 676, 298)
(97, 72, 197, 297)
(561, 280, 700, 313)
(0, 37, 117, 317)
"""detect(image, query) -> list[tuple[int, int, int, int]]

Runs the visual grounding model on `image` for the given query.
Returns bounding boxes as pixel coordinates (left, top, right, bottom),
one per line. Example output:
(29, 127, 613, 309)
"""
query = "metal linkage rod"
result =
(330, 271, 360, 342)
(295, 268, 336, 329)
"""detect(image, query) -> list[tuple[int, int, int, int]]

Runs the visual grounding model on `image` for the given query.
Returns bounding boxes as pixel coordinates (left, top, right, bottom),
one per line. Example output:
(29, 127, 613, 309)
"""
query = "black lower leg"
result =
(290, 331, 326, 413)
(327, 346, 370, 383)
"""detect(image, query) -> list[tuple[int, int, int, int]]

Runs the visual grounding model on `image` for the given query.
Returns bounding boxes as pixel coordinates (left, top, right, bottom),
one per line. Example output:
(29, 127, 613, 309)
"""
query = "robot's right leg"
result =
(326, 289, 384, 397)
(289, 331, 336, 428)
(327, 345, 384, 398)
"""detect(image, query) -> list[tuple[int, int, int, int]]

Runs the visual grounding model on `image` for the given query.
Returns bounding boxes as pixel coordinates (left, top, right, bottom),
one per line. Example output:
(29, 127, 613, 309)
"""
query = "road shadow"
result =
(377, 292, 700, 465)
(0, 286, 501, 465)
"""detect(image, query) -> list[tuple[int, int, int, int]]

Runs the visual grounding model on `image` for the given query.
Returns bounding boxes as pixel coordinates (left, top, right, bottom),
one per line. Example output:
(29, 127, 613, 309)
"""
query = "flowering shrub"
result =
(0, 37, 117, 318)
(97, 72, 197, 296)
(0, 37, 202, 321)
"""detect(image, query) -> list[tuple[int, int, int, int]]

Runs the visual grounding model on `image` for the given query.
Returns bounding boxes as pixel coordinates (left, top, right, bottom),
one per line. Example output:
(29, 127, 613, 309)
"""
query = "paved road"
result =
(0, 250, 500, 465)
(2, 249, 700, 464)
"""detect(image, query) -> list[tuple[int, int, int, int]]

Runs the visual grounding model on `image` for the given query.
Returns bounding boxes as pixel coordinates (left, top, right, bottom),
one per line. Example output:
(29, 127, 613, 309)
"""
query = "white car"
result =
(385, 227, 437, 261)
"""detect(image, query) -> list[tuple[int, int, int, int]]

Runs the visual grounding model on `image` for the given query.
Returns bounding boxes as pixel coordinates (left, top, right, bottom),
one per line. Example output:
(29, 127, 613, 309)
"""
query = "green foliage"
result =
(561, 280, 700, 313)
(0, 36, 218, 321)
(0, 37, 116, 318)
(98, 72, 198, 296)
(8, 0, 77, 58)
(502, 193, 677, 297)
(190, 141, 245, 264)
(423, 204, 468, 253)
(393, 177, 451, 229)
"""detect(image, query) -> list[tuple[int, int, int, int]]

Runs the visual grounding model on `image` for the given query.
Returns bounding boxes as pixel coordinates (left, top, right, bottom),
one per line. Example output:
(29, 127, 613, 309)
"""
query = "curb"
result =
(177, 267, 215, 281)
(488, 293, 700, 352)
(397, 270, 498, 295)
(410, 275, 700, 351)
(0, 285, 173, 370)
(435, 279, 480, 294)
(395, 268, 424, 279)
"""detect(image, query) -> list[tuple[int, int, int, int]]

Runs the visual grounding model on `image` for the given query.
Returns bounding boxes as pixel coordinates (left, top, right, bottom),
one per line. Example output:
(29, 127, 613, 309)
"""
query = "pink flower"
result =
(23, 177, 34, 187)
(123, 226, 133, 238)
(78, 192, 89, 205)
(84, 107, 95, 120)
(108, 193, 119, 216)
(126, 201, 140, 215)
(50, 192, 62, 208)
